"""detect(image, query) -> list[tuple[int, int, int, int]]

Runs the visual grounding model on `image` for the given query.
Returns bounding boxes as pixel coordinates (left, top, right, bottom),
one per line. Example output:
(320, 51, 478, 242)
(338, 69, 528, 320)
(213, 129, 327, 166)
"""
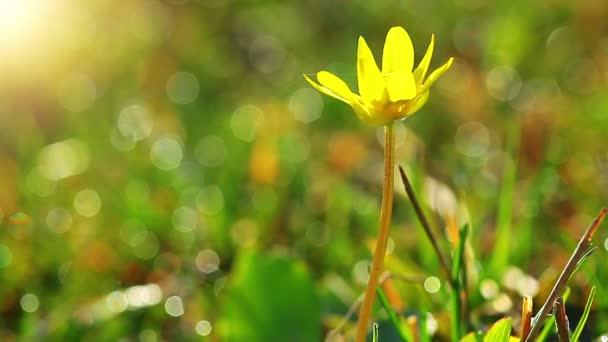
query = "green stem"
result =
(355, 123, 395, 342)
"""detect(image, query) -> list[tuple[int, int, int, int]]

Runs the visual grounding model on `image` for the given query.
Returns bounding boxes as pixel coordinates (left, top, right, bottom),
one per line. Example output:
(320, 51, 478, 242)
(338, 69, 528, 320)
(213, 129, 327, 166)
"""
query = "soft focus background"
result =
(1, 0, 608, 341)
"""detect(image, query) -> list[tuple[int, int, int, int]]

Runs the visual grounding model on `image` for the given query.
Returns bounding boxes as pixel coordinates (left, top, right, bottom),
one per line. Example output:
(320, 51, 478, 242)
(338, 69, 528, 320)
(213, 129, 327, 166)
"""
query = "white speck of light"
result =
(164, 296, 184, 317)
(166, 71, 200, 105)
(352, 260, 370, 285)
(196, 249, 220, 274)
(172, 206, 198, 232)
(604, 237, 608, 251)
(516, 275, 540, 297)
(125, 283, 162, 309)
(20, 293, 39, 312)
(288, 88, 323, 123)
(37, 139, 90, 181)
(426, 313, 438, 335)
(126, 286, 149, 308)
(106, 291, 128, 313)
(196, 320, 212, 336)
(480, 279, 499, 299)
(117, 104, 153, 142)
(144, 284, 163, 305)
(73, 189, 102, 217)
(424, 277, 441, 294)
(502, 266, 525, 290)
(150, 136, 183, 171)
(46, 207, 72, 233)
(230, 105, 264, 142)
(491, 293, 513, 313)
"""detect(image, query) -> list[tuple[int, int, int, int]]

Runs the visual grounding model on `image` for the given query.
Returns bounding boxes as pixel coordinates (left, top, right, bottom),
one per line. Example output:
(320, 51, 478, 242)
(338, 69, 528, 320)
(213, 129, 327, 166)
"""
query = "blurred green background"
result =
(1, 0, 608, 341)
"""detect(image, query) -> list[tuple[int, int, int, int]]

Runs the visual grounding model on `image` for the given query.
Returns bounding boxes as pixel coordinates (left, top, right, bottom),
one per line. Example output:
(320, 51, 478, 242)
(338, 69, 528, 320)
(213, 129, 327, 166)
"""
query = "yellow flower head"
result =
(304, 26, 454, 126)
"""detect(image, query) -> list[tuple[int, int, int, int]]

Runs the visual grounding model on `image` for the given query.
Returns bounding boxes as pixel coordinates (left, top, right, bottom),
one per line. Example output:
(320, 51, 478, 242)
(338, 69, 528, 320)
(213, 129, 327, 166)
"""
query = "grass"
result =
(1, 2, 608, 341)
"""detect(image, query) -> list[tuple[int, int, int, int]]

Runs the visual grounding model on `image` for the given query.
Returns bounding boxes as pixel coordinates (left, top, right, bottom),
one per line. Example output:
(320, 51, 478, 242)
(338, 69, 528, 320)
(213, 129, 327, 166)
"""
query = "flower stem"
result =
(355, 123, 395, 342)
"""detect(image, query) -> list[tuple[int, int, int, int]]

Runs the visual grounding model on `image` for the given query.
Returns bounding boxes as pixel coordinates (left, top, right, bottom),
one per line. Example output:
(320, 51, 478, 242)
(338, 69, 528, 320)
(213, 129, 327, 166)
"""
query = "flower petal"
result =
(382, 26, 414, 76)
(420, 57, 454, 94)
(357, 36, 385, 103)
(352, 102, 376, 125)
(385, 69, 416, 101)
(405, 91, 429, 116)
(303, 72, 353, 105)
(413, 34, 434, 88)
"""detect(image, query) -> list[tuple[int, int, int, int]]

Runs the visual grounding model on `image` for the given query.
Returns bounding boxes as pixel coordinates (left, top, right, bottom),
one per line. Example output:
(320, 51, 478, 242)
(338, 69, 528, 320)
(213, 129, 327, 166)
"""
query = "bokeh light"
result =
(37, 139, 90, 181)
(46, 207, 73, 234)
(195, 320, 212, 336)
(164, 296, 184, 317)
(423, 277, 441, 294)
(118, 105, 154, 142)
(150, 136, 183, 171)
(230, 105, 264, 142)
(73, 189, 102, 217)
(1, 0, 608, 340)
(196, 249, 220, 274)
(166, 71, 200, 105)
(20, 293, 39, 313)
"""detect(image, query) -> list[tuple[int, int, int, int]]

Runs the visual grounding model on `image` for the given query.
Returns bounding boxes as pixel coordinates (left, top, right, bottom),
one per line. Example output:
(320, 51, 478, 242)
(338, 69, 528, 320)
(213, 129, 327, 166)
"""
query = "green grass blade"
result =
(536, 287, 571, 342)
(568, 247, 597, 282)
(490, 123, 519, 273)
(451, 224, 469, 341)
(570, 286, 596, 342)
(373, 323, 379, 342)
(376, 286, 413, 342)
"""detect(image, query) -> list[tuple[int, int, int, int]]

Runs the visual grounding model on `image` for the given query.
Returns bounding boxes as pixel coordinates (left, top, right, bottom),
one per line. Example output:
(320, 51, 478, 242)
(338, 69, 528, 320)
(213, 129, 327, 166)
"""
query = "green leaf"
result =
(484, 317, 512, 342)
(217, 251, 320, 342)
(571, 286, 596, 342)
(460, 331, 483, 342)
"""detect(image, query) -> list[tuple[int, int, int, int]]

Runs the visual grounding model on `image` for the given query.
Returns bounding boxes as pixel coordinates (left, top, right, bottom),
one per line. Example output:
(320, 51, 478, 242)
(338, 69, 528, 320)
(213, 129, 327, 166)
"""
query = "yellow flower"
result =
(304, 26, 454, 126)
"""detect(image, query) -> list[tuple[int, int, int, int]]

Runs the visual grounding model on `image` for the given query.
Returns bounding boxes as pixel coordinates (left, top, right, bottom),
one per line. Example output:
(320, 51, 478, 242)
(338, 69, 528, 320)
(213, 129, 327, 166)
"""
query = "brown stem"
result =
(525, 208, 607, 342)
(521, 295, 533, 340)
(354, 124, 395, 342)
(554, 297, 570, 342)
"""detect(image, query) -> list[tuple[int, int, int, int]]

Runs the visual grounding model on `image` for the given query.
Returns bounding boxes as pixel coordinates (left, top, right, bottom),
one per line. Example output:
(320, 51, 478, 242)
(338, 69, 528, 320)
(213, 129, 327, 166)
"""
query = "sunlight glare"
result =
(0, 0, 43, 42)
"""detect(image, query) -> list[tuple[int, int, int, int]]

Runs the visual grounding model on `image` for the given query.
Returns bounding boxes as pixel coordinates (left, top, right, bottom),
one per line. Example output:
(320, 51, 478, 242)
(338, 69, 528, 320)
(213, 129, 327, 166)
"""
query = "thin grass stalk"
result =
(355, 123, 395, 342)
(450, 225, 468, 341)
(397, 166, 452, 284)
(525, 208, 607, 341)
